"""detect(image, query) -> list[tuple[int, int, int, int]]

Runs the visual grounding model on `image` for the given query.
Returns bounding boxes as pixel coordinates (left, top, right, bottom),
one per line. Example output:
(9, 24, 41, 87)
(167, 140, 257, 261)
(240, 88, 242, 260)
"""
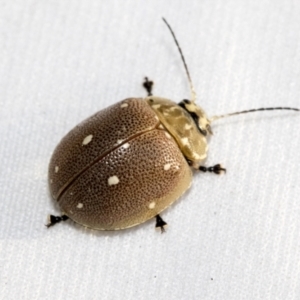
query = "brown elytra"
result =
(48, 98, 204, 230)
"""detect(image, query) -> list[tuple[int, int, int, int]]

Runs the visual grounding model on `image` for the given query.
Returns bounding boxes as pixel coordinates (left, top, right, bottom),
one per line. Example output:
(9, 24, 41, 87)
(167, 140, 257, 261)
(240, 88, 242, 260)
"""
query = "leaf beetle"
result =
(47, 18, 299, 232)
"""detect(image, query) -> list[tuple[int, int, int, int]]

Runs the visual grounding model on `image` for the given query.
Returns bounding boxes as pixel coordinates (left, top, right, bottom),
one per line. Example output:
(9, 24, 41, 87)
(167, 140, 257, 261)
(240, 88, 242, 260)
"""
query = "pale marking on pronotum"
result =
(77, 203, 83, 209)
(184, 124, 192, 130)
(55, 166, 59, 173)
(152, 104, 161, 109)
(122, 143, 130, 149)
(120, 103, 128, 108)
(148, 201, 156, 209)
(164, 163, 171, 171)
(82, 134, 93, 146)
(108, 175, 120, 186)
(181, 137, 189, 145)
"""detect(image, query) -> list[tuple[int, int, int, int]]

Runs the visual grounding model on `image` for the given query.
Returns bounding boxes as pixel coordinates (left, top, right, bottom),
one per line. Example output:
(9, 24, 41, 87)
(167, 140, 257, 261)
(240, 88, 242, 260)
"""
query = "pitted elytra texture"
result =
(56, 128, 192, 230)
(49, 98, 158, 201)
(48, 92, 211, 230)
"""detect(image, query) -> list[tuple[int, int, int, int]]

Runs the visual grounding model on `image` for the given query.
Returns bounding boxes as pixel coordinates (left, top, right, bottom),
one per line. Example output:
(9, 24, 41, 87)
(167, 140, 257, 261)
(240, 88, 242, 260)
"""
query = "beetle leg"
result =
(198, 164, 226, 175)
(46, 214, 69, 228)
(155, 214, 167, 233)
(143, 77, 154, 96)
(186, 159, 226, 175)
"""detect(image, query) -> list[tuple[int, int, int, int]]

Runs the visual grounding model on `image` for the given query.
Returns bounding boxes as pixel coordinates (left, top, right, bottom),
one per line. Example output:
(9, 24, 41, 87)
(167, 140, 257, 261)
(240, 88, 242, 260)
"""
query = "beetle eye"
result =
(183, 99, 191, 104)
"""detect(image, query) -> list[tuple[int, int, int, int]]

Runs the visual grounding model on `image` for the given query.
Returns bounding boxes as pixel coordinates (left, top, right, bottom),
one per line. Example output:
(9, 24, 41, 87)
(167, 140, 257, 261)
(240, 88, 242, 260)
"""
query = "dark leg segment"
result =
(155, 214, 167, 233)
(199, 164, 226, 175)
(143, 77, 154, 96)
(46, 215, 69, 228)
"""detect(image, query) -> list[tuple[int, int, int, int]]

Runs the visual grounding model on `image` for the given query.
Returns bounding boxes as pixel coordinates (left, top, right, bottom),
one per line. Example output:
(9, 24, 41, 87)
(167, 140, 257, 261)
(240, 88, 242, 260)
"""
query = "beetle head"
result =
(178, 99, 212, 136)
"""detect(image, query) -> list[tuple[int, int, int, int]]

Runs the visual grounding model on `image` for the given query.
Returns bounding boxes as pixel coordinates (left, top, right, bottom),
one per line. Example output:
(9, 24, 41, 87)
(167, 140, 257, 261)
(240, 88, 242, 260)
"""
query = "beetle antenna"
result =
(162, 17, 197, 103)
(210, 106, 300, 122)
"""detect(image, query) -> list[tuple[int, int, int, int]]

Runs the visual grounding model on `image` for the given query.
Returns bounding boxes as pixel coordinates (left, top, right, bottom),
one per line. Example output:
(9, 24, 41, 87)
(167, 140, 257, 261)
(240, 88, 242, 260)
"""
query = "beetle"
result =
(47, 18, 299, 232)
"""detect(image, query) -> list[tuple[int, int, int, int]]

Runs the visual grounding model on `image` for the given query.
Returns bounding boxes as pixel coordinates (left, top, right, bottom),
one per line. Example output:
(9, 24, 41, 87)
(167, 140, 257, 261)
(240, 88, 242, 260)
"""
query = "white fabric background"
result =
(1, 1, 300, 299)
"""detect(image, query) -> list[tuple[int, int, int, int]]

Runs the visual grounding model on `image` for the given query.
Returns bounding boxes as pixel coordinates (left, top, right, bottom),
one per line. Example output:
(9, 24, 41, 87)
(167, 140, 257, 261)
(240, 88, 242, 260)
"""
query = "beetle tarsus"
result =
(143, 77, 154, 96)
(155, 214, 167, 233)
(199, 164, 226, 175)
(46, 214, 69, 228)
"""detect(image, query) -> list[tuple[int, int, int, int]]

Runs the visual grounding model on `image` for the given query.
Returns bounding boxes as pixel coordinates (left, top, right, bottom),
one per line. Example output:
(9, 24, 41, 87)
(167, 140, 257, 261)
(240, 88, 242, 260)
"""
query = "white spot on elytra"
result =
(164, 163, 171, 171)
(174, 165, 180, 173)
(108, 175, 119, 186)
(77, 203, 83, 209)
(158, 124, 164, 129)
(184, 124, 192, 130)
(82, 134, 93, 145)
(148, 201, 156, 209)
(154, 116, 159, 121)
(55, 166, 59, 173)
(121, 103, 128, 108)
(50, 179, 53, 184)
(165, 132, 171, 139)
(117, 139, 123, 144)
(122, 143, 130, 149)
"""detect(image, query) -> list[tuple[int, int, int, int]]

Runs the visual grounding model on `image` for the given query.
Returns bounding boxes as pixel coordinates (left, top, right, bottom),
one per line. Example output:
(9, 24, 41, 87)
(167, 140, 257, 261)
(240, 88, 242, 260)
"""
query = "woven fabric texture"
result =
(1, 1, 300, 299)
